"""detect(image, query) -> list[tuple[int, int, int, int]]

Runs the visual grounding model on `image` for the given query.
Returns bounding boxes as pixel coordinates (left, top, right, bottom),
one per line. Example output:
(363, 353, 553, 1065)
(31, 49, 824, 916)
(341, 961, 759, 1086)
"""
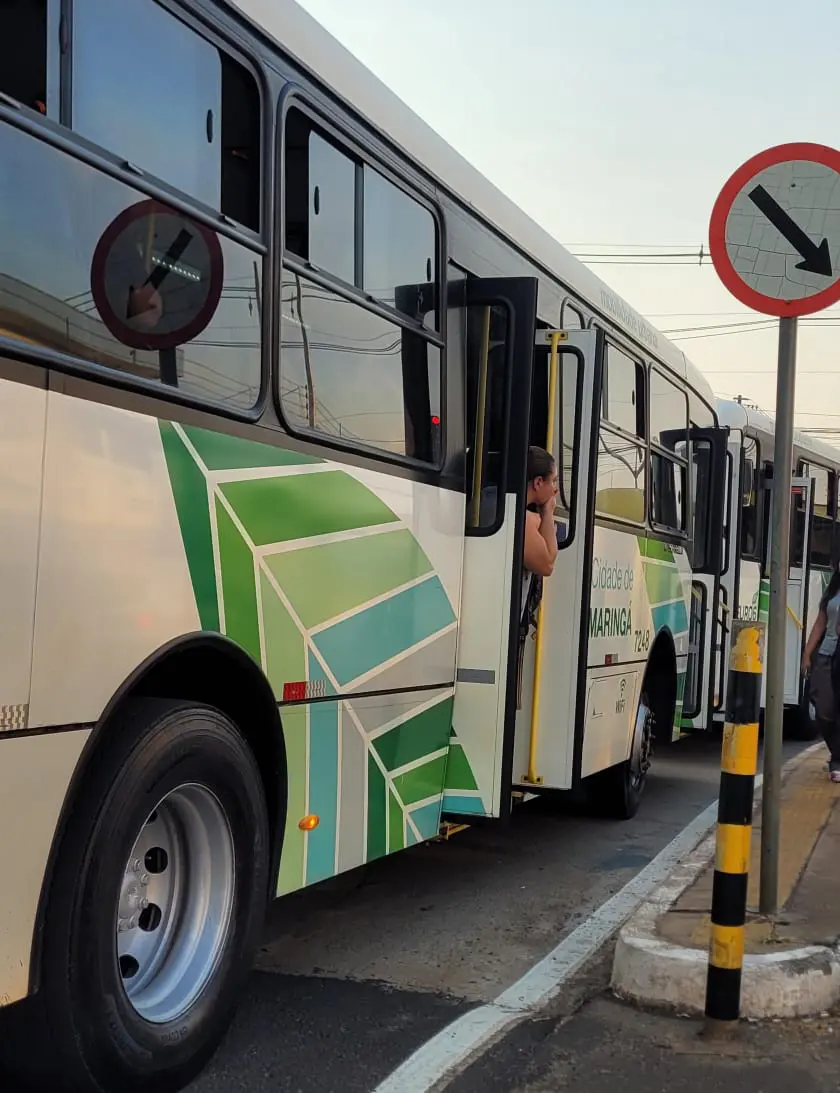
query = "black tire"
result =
(785, 680, 821, 742)
(0, 699, 268, 1093)
(588, 695, 654, 820)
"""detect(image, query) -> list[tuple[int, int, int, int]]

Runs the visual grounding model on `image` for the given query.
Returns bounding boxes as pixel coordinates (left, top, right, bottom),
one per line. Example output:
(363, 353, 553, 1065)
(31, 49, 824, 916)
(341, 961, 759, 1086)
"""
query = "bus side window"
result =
(810, 465, 833, 569)
(596, 342, 646, 524)
(72, 0, 261, 231)
(0, 0, 47, 115)
(650, 370, 688, 534)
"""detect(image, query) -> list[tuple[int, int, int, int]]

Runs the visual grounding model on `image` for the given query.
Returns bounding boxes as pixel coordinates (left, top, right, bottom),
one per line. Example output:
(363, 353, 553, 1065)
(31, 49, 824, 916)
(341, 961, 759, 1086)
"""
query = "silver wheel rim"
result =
(116, 783, 235, 1024)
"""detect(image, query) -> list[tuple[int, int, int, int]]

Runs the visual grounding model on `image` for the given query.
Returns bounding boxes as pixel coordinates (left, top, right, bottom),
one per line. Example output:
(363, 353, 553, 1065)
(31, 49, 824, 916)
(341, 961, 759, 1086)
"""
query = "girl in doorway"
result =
(517, 447, 559, 706)
(523, 446, 559, 581)
(521, 446, 559, 633)
(802, 565, 840, 782)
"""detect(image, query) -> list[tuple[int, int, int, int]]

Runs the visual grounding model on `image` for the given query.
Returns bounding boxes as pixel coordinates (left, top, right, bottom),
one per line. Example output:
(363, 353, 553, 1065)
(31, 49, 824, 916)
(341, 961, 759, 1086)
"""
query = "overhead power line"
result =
(568, 243, 711, 266)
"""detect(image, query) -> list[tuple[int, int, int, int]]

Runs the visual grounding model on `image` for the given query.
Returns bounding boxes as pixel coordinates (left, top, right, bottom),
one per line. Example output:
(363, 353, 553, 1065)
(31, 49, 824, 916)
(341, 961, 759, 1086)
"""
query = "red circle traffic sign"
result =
(91, 199, 224, 351)
(709, 142, 840, 317)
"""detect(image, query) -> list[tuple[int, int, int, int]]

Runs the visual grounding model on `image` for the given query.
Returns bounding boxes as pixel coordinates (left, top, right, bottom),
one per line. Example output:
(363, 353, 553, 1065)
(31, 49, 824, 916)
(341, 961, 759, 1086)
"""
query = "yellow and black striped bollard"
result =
(704, 619, 765, 1026)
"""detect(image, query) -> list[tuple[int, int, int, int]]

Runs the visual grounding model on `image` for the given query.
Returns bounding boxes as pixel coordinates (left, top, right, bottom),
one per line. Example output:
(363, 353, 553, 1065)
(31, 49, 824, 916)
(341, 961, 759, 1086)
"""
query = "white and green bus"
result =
(0, 0, 728, 1088)
(708, 398, 840, 741)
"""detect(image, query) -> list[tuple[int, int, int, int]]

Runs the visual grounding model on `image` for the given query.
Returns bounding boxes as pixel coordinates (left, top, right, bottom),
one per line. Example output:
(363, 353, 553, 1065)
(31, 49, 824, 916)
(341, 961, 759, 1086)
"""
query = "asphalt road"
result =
(1, 734, 807, 1093)
(186, 734, 805, 1093)
(449, 993, 840, 1093)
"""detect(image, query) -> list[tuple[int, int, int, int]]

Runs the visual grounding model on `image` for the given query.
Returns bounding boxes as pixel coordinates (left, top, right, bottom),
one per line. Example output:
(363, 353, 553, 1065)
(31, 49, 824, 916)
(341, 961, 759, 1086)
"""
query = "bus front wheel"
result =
(1, 698, 268, 1093)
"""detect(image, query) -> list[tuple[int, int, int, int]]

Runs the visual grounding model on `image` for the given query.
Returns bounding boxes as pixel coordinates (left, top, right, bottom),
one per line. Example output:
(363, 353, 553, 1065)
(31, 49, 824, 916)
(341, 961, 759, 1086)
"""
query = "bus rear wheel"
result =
(589, 694, 654, 820)
(1, 698, 268, 1093)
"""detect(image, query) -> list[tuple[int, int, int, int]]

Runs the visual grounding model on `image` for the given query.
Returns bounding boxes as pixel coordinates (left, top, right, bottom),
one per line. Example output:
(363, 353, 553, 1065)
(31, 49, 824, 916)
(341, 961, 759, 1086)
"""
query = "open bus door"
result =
(447, 277, 538, 821)
(681, 425, 729, 731)
(510, 329, 597, 793)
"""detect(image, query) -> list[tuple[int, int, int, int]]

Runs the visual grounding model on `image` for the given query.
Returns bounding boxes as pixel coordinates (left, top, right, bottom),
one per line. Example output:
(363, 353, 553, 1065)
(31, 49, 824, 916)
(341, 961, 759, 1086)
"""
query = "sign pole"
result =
(759, 315, 798, 916)
(710, 143, 840, 913)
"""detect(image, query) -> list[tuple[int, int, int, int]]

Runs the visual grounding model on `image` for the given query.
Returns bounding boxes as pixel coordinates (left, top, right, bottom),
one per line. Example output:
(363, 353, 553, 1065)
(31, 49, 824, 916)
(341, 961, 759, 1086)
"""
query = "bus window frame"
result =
(64, 0, 269, 234)
(683, 579, 708, 721)
(720, 449, 733, 577)
(550, 342, 585, 551)
(601, 337, 646, 440)
(0, 103, 270, 423)
(648, 365, 689, 539)
(275, 87, 448, 474)
(463, 296, 515, 538)
(595, 420, 648, 530)
(560, 298, 585, 330)
(740, 437, 763, 564)
(799, 458, 835, 571)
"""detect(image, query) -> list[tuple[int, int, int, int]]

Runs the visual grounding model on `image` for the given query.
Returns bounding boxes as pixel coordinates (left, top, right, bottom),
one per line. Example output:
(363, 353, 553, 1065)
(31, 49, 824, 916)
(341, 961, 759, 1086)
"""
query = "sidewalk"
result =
(449, 745, 840, 1093)
(613, 744, 840, 1018)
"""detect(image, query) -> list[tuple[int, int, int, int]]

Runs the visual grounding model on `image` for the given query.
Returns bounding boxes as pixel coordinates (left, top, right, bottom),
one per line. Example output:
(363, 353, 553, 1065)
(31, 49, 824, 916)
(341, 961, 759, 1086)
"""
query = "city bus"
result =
(0, 0, 727, 1088)
(704, 397, 840, 741)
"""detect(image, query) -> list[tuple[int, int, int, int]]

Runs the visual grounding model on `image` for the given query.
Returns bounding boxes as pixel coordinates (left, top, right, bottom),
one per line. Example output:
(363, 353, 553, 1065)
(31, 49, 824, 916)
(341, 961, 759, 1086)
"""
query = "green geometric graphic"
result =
(159, 421, 477, 895)
(638, 535, 690, 737)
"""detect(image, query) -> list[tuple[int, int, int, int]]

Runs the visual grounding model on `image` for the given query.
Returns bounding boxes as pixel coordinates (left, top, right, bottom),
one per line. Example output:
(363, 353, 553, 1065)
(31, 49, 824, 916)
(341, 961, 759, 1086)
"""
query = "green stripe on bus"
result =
(159, 421, 220, 632)
(181, 424, 323, 471)
(443, 740, 479, 793)
(367, 755, 388, 861)
(277, 705, 307, 895)
(640, 538, 674, 562)
(267, 528, 433, 629)
(643, 561, 683, 604)
(393, 754, 448, 807)
(388, 789, 405, 853)
(259, 572, 305, 697)
(216, 498, 261, 663)
(220, 470, 399, 546)
(373, 700, 452, 773)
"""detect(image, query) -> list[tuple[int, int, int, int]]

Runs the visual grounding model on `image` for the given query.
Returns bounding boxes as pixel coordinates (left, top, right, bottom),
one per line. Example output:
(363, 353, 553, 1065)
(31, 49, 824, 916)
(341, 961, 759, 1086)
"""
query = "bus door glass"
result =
(511, 330, 595, 794)
(448, 277, 537, 821)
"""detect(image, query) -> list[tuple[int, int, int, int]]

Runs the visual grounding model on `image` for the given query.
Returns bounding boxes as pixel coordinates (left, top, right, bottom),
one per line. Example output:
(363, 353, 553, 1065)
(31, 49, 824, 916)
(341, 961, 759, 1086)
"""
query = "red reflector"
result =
(605, 654, 618, 666)
(431, 415, 440, 425)
(283, 681, 307, 702)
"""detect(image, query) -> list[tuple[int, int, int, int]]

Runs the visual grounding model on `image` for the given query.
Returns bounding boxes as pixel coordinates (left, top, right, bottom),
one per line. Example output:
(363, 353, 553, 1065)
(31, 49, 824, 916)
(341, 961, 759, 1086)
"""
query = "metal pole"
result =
(759, 315, 798, 916)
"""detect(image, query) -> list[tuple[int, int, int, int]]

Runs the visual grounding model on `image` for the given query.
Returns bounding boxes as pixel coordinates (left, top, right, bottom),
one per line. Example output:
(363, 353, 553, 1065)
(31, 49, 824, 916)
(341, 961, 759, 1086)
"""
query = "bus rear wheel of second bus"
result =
(0, 698, 269, 1093)
(587, 694, 654, 821)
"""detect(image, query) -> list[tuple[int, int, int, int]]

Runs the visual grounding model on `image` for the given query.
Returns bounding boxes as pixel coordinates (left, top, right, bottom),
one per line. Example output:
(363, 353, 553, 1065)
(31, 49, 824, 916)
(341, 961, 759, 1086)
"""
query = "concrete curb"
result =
(611, 746, 840, 1019)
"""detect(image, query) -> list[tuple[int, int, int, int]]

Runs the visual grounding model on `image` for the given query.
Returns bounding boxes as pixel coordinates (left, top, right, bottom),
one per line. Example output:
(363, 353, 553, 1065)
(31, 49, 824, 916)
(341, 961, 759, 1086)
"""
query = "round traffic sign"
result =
(709, 142, 840, 317)
(91, 199, 224, 351)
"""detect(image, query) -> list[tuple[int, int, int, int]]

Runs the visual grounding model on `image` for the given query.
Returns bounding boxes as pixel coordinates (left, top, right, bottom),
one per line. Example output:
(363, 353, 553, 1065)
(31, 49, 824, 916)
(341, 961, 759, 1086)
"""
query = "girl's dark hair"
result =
(820, 568, 840, 611)
(527, 446, 555, 483)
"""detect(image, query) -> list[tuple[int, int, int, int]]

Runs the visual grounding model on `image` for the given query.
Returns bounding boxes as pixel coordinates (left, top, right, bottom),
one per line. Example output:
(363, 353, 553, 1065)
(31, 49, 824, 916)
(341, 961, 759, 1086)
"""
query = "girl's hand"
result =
(802, 650, 812, 677)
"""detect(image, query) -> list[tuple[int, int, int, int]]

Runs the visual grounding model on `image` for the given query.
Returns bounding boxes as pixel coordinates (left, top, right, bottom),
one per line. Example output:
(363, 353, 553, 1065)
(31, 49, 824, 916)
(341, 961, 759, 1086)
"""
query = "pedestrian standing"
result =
(802, 565, 840, 782)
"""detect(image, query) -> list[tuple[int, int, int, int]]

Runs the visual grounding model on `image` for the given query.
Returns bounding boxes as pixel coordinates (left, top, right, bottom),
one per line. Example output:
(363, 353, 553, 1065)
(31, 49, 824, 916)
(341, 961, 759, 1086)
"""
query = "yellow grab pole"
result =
(525, 331, 562, 785)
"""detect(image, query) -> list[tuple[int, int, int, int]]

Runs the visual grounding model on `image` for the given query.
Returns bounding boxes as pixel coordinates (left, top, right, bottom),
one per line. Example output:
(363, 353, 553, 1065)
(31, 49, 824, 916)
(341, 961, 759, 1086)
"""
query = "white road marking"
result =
(372, 775, 766, 1093)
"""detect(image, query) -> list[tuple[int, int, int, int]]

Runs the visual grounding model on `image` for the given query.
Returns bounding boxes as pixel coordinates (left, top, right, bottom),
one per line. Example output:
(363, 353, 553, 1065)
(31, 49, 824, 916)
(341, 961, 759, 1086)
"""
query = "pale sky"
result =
(296, 0, 840, 437)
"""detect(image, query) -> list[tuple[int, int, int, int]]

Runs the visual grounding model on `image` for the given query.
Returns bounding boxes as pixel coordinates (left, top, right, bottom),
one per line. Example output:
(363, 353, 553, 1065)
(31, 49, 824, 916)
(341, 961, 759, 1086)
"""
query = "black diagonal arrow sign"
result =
(748, 184, 833, 276)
